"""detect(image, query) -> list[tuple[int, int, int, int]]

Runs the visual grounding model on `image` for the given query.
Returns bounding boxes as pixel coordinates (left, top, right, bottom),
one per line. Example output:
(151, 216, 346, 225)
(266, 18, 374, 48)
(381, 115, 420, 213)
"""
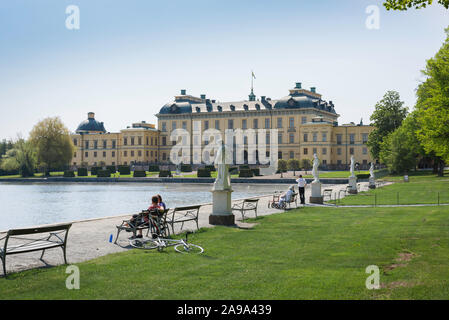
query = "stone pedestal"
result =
(348, 176, 358, 194)
(369, 177, 376, 189)
(209, 189, 235, 226)
(309, 181, 323, 204)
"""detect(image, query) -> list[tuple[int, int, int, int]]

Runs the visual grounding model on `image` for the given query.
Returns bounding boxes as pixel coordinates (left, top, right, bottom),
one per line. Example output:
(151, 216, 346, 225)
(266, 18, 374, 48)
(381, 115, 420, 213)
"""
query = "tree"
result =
(384, 0, 449, 10)
(415, 27, 449, 175)
(367, 91, 408, 160)
(0, 139, 36, 177)
(287, 159, 300, 176)
(277, 159, 287, 177)
(379, 112, 423, 174)
(29, 117, 75, 176)
(300, 159, 312, 173)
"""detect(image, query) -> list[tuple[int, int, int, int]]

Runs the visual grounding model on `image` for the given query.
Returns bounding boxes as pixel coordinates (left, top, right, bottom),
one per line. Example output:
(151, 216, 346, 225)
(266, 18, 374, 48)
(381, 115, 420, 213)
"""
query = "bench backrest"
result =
(7, 223, 72, 237)
(173, 205, 201, 213)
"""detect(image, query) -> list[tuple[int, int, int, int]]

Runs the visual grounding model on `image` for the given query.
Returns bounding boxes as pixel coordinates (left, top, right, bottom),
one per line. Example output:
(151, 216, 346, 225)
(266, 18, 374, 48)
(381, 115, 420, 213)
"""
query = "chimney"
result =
(310, 87, 316, 93)
(261, 96, 266, 102)
(180, 89, 186, 95)
(295, 82, 302, 89)
(200, 94, 206, 100)
(88, 112, 95, 119)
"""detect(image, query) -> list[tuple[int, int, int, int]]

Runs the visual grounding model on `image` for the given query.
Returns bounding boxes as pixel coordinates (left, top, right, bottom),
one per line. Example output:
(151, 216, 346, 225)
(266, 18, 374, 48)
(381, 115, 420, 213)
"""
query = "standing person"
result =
(296, 175, 307, 205)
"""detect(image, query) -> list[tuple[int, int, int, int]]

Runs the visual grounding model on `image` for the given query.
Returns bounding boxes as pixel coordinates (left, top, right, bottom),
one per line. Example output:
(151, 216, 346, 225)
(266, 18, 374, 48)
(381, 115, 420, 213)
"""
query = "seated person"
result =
(129, 195, 162, 238)
(157, 194, 167, 211)
(278, 186, 295, 208)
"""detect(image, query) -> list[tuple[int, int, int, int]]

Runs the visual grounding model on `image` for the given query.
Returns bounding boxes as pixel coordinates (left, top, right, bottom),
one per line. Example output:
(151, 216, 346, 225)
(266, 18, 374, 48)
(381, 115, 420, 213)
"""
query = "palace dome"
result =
(75, 112, 106, 134)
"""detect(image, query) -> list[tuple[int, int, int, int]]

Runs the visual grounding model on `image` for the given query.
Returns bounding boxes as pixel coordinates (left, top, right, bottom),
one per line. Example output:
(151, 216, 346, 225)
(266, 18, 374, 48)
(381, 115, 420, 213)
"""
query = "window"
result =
(289, 117, 294, 128)
(228, 120, 234, 129)
(289, 133, 294, 144)
(204, 121, 209, 130)
(124, 151, 127, 157)
(337, 160, 342, 165)
(242, 119, 247, 129)
(162, 153, 166, 161)
(277, 118, 282, 129)
(74, 152, 76, 157)
(131, 151, 135, 157)
(266, 133, 270, 145)
(363, 147, 368, 155)
(85, 151, 88, 157)
(265, 118, 270, 129)
(289, 151, 294, 159)
(313, 132, 318, 142)
(278, 151, 283, 160)
(350, 148, 354, 155)
(73, 139, 78, 146)
(303, 133, 308, 142)
(94, 140, 98, 149)
(138, 150, 142, 157)
(123, 138, 128, 146)
(146, 137, 149, 145)
(313, 148, 317, 155)
(336, 134, 342, 145)
(103, 151, 106, 157)
(304, 148, 308, 155)
(322, 148, 327, 155)
(337, 148, 342, 155)
(85, 141, 89, 149)
(112, 140, 116, 148)
(215, 120, 220, 130)
(322, 160, 327, 165)
(278, 133, 283, 144)
(112, 151, 115, 157)
(138, 137, 142, 145)
(94, 151, 97, 158)
(253, 119, 258, 129)
(102, 140, 106, 149)
(301, 117, 307, 124)
(162, 122, 167, 132)
(172, 122, 177, 130)
(322, 132, 327, 142)
(350, 134, 355, 145)
(182, 121, 187, 130)
(150, 137, 153, 146)
(131, 137, 135, 146)
(362, 133, 368, 144)
(162, 137, 166, 146)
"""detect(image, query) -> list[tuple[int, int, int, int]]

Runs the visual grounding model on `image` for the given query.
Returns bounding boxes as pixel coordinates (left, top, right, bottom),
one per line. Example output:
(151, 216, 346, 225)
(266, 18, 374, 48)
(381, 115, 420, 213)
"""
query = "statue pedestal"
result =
(369, 177, 376, 189)
(209, 189, 235, 226)
(348, 176, 358, 194)
(309, 181, 323, 204)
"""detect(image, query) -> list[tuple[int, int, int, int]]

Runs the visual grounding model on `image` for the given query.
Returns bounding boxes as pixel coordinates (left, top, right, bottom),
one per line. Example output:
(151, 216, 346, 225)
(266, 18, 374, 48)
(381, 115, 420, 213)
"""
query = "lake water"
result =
(0, 183, 281, 231)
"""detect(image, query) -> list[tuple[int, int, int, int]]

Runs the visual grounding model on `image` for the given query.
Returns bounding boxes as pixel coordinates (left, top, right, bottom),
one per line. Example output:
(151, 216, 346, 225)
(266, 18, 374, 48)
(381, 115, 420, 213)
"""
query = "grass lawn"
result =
(1, 205, 449, 299)
(337, 171, 449, 206)
(303, 170, 371, 179)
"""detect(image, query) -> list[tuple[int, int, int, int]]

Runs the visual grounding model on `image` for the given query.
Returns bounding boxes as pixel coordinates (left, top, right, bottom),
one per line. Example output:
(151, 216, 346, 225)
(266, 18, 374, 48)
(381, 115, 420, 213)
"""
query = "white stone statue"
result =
(369, 162, 375, 178)
(350, 156, 356, 178)
(312, 153, 320, 183)
(213, 141, 231, 191)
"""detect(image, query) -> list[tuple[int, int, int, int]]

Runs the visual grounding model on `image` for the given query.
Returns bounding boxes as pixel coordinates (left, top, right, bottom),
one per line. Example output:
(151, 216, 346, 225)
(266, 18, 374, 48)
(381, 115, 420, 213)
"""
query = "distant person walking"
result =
(296, 175, 307, 205)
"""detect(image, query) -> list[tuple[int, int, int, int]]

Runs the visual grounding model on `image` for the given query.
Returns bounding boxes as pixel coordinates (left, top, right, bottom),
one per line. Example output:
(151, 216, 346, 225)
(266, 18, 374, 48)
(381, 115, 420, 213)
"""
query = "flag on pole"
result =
(252, 71, 256, 79)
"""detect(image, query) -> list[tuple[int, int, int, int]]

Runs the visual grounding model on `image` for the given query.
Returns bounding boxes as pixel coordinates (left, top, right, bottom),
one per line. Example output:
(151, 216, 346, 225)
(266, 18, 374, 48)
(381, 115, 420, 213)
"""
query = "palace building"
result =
(70, 82, 374, 169)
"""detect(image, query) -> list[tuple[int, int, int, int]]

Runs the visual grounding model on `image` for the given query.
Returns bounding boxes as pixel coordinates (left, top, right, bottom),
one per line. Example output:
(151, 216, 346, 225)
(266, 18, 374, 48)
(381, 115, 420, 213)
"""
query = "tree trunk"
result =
(438, 160, 445, 177)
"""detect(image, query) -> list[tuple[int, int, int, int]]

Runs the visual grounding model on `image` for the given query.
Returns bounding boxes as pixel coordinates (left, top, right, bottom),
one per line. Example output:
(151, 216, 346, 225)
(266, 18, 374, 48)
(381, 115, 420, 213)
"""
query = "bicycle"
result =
(129, 231, 204, 254)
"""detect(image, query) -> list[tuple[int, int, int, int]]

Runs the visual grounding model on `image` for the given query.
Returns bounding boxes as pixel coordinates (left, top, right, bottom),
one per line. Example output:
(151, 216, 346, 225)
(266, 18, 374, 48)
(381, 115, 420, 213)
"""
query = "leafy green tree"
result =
(415, 27, 449, 175)
(379, 112, 423, 174)
(300, 159, 312, 173)
(29, 117, 75, 176)
(287, 159, 300, 176)
(367, 91, 408, 160)
(384, 0, 449, 10)
(277, 159, 287, 177)
(1, 139, 36, 177)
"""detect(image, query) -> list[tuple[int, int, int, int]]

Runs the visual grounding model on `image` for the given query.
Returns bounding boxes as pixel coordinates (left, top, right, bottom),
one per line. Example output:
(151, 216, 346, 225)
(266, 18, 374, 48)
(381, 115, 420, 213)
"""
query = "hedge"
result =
(205, 165, 216, 172)
(91, 167, 102, 176)
(229, 167, 239, 175)
(97, 170, 111, 178)
(239, 169, 254, 178)
(197, 168, 212, 178)
(106, 166, 116, 174)
(148, 165, 160, 172)
(159, 170, 172, 178)
(181, 164, 192, 172)
(63, 171, 75, 178)
(118, 166, 131, 175)
(251, 168, 260, 176)
(77, 168, 88, 177)
(133, 170, 147, 177)
(356, 174, 370, 179)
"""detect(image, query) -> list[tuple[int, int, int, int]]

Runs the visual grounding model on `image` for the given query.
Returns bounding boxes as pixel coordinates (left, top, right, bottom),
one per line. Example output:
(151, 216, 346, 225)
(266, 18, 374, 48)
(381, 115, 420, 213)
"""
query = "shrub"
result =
(205, 165, 216, 172)
(106, 166, 116, 174)
(181, 164, 192, 172)
(239, 169, 254, 178)
(77, 168, 88, 177)
(91, 167, 102, 176)
(356, 173, 370, 179)
(229, 167, 239, 175)
(197, 168, 212, 178)
(277, 160, 288, 173)
(63, 170, 75, 178)
(251, 168, 260, 176)
(97, 170, 111, 178)
(133, 170, 147, 177)
(118, 165, 131, 175)
(159, 170, 172, 178)
(239, 165, 250, 170)
(148, 165, 160, 172)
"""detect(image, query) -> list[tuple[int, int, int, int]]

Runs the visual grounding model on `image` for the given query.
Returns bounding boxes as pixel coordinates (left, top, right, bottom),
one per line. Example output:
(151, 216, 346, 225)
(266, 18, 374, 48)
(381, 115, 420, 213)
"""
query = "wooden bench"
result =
(232, 199, 259, 221)
(166, 205, 201, 235)
(115, 209, 169, 243)
(322, 189, 333, 201)
(0, 223, 72, 277)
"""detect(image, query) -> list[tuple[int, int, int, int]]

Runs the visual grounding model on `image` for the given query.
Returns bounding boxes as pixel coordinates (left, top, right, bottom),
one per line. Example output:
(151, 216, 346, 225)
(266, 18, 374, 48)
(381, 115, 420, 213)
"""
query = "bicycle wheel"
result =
(174, 243, 204, 254)
(129, 238, 159, 250)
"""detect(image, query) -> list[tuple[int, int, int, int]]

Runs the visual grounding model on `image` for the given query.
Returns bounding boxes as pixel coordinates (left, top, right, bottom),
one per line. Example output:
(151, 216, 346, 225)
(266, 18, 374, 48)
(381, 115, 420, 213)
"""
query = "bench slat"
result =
(8, 223, 71, 236)
(5, 240, 63, 253)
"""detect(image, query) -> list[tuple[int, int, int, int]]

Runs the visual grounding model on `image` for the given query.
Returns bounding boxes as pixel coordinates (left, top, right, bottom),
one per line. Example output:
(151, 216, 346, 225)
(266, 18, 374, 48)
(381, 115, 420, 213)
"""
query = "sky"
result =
(0, 0, 448, 139)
